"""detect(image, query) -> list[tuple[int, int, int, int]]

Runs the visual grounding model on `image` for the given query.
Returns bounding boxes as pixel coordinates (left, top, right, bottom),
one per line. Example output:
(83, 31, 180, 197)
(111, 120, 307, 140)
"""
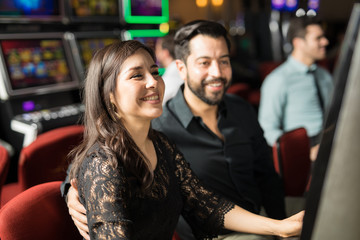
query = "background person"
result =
(258, 16, 334, 161)
(155, 31, 184, 105)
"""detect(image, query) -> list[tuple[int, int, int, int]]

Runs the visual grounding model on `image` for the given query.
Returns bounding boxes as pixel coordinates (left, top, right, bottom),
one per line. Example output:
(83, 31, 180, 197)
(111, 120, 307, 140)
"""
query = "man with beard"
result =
(151, 20, 286, 240)
(258, 16, 333, 161)
(64, 20, 286, 240)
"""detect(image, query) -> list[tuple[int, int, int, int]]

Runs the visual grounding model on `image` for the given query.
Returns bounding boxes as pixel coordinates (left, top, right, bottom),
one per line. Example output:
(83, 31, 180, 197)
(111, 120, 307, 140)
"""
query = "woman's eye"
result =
(131, 74, 142, 79)
(152, 70, 160, 76)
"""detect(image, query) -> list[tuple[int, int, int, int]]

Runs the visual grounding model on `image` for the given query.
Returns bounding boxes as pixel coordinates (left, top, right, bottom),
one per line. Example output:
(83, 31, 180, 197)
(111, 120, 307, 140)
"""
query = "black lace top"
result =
(77, 130, 235, 240)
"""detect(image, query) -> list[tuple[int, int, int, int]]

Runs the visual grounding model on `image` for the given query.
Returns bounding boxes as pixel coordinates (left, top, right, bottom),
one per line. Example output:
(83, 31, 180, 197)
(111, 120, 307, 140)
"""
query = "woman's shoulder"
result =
(84, 142, 107, 162)
(80, 142, 121, 175)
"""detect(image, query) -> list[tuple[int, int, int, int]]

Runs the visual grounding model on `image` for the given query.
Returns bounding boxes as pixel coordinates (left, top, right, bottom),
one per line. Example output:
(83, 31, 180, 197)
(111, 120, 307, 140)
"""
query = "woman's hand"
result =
(67, 179, 90, 240)
(277, 211, 304, 238)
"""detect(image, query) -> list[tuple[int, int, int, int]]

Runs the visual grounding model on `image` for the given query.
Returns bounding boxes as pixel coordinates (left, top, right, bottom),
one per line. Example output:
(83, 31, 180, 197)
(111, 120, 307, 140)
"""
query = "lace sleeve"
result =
(173, 145, 235, 239)
(78, 149, 133, 240)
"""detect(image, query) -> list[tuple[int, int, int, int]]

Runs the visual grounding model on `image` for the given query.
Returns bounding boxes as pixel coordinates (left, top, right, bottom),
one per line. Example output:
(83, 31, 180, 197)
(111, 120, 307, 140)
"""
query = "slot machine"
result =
(0, 32, 83, 149)
(65, 30, 122, 81)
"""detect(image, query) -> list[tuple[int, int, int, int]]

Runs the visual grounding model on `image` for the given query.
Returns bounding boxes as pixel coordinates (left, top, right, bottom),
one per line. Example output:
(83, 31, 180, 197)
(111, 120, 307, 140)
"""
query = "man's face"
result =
(301, 24, 329, 61)
(182, 35, 232, 105)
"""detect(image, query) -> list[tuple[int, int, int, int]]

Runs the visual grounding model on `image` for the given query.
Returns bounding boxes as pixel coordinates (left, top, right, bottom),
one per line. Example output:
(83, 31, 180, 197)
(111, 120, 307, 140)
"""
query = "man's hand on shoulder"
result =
(67, 179, 90, 240)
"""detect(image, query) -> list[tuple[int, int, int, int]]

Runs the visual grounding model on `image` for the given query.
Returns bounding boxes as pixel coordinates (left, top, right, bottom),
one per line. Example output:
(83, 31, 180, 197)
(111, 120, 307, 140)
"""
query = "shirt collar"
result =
(167, 85, 228, 128)
(288, 55, 318, 73)
(168, 85, 194, 128)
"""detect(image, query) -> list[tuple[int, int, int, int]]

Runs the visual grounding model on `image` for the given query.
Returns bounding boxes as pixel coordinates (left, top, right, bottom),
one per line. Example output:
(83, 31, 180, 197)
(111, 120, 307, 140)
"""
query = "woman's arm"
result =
(78, 150, 133, 239)
(224, 205, 303, 237)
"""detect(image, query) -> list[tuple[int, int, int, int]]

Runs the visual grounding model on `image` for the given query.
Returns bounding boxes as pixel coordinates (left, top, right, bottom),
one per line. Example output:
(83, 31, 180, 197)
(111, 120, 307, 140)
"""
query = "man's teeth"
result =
(208, 82, 222, 87)
(143, 95, 159, 101)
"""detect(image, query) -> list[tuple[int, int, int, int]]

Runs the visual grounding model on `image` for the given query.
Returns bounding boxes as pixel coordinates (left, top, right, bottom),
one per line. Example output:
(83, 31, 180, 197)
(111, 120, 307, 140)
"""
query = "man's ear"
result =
(175, 59, 187, 81)
(292, 37, 304, 49)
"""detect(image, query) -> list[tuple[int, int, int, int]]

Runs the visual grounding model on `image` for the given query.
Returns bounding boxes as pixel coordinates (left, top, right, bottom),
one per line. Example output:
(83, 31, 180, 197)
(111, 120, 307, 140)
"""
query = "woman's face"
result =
(111, 48, 165, 124)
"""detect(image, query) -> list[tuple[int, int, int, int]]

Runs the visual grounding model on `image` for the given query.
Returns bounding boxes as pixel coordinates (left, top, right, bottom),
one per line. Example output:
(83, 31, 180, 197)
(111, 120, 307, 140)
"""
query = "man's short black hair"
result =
(287, 16, 323, 44)
(174, 20, 231, 62)
(160, 31, 176, 59)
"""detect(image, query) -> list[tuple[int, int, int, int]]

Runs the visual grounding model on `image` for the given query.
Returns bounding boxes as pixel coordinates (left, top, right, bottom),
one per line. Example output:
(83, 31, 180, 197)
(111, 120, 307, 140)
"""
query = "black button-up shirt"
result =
(152, 86, 286, 220)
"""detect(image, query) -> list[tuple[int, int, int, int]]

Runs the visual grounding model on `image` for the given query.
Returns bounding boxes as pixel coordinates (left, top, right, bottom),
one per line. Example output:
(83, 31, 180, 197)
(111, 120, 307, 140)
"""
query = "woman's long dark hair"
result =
(69, 40, 156, 192)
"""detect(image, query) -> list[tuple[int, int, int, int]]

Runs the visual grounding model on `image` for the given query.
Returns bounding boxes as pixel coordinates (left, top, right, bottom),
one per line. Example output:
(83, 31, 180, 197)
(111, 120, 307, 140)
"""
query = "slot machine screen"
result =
(65, 31, 121, 80)
(122, 0, 169, 24)
(122, 29, 168, 75)
(65, 0, 120, 23)
(0, 0, 63, 23)
(0, 33, 79, 98)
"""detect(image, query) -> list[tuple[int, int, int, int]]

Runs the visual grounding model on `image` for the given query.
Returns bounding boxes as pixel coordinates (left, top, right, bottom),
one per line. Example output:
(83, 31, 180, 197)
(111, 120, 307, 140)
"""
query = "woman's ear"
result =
(110, 93, 116, 105)
(109, 93, 121, 120)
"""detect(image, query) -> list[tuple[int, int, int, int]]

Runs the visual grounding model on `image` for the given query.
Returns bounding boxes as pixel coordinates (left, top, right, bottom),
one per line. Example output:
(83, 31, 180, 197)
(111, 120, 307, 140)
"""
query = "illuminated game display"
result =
(79, 38, 118, 67)
(0, 33, 79, 98)
(0, 0, 63, 23)
(65, 0, 120, 23)
(65, 31, 121, 80)
(122, 0, 169, 24)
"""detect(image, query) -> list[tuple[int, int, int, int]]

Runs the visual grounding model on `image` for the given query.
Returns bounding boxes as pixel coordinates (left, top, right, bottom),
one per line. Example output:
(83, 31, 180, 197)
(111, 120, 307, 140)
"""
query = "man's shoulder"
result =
(263, 62, 291, 84)
(224, 94, 257, 118)
(225, 93, 253, 109)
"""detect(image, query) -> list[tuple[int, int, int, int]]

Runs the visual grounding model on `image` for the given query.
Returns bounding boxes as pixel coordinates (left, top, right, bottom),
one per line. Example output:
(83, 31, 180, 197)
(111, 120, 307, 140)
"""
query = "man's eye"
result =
(200, 61, 209, 66)
(220, 60, 230, 65)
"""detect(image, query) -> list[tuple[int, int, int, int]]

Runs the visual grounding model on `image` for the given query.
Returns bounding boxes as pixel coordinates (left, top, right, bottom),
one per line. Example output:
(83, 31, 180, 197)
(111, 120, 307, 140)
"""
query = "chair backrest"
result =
(0, 181, 82, 240)
(258, 61, 282, 82)
(272, 127, 311, 197)
(226, 83, 251, 99)
(18, 125, 84, 191)
(0, 145, 10, 201)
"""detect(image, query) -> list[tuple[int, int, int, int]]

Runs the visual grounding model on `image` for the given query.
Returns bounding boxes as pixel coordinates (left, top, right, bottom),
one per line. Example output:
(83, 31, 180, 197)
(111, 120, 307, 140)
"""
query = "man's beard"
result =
(187, 73, 230, 105)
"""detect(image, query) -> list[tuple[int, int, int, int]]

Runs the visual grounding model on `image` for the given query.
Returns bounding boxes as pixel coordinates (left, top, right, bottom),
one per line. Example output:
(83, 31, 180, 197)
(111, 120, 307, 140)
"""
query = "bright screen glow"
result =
(0, 0, 59, 16)
(69, 0, 118, 17)
(122, 0, 169, 24)
(0, 39, 73, 91)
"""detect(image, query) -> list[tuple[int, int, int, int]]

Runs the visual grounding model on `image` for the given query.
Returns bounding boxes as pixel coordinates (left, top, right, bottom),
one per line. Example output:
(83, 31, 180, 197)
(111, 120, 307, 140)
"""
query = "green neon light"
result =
(124, 29, 168, 39)
(123, 0, 169, 24)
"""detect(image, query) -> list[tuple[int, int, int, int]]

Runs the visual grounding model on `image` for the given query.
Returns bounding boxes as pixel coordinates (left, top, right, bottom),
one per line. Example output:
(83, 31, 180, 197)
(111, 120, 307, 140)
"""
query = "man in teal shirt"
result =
(258, 16, 333, 160)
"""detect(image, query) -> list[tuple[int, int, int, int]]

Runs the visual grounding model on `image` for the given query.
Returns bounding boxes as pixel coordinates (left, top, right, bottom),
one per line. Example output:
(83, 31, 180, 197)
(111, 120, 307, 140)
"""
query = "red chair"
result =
(258, 61, 282, 82)
(272, 128, 312, 197)
(0, 145, 10, 204)
(0, 181, 82, 240)
(226, 83, 251, 99)
(1, 125, 84, 206)
(172, 231, 181, 240)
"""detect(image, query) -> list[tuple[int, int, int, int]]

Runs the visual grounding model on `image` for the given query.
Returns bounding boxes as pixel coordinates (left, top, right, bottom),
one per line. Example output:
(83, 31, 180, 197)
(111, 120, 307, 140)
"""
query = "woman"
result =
(69, 40, 303, 240)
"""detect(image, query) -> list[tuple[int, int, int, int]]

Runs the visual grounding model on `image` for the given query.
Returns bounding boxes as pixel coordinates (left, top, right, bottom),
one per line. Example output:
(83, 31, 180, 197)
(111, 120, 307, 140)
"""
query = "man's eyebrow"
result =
(195, 54, 230, 60)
